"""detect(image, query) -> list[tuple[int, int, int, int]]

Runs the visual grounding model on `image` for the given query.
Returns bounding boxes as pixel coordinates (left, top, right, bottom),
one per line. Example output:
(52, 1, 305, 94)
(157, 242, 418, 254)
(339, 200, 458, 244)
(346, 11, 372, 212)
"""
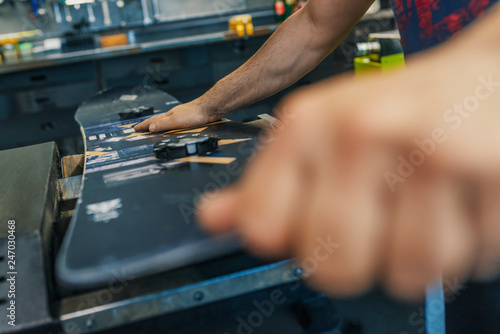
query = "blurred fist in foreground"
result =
(198, 35, 500, 301)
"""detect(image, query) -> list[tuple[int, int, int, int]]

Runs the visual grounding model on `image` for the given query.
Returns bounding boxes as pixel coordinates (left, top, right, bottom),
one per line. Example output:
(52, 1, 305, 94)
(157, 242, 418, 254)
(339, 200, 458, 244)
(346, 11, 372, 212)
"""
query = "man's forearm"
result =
(197, 0, 375, 118)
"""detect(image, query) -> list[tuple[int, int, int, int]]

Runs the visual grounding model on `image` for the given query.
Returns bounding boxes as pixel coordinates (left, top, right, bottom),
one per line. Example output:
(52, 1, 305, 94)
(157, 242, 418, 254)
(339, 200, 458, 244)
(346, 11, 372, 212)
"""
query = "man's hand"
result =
(134, 100, 222, 132)
(135, 0, 375, 133)
(197, 35, 500, 301)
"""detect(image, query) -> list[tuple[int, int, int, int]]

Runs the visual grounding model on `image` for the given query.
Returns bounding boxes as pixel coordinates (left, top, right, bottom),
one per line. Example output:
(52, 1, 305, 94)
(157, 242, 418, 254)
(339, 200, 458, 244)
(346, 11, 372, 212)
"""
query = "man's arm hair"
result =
(198, 0, 376, 118)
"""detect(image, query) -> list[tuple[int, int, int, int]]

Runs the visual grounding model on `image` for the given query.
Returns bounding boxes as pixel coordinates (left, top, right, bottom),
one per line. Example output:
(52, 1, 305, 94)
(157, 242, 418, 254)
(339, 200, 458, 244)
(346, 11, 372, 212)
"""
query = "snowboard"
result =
(56, 87, 261, 289)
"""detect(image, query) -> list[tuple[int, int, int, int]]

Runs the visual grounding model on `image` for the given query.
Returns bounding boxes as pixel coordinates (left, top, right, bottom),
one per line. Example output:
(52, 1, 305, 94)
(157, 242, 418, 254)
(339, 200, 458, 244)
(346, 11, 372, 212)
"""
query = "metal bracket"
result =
(60, 260, 299, 333)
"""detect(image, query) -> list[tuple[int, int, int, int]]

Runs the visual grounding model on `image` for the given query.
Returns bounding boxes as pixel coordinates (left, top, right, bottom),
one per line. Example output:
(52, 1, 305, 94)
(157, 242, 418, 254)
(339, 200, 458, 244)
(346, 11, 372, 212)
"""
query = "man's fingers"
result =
(133, 114, 161, 131)
(385, 175, 443, 300)
(384, 175, 475, 301)
(235, 144, 304, 257)
(204, 128, 305, 257)
(133, 111, 172, 132)
(148, 112, 179, 132)
(299, 140, 388, 297)
(148, 108, 213, 132)
(474, 180, 500, 281)
(134, 110, 201, 133)
(198, 115, 309, 258)
(197, 188, 239, 234)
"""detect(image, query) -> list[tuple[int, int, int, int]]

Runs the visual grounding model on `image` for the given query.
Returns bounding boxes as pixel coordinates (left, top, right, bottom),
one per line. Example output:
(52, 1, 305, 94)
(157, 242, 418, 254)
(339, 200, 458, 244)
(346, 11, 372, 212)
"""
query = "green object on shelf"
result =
(19, 42, 34, 59)
(354, 53, 405, 75)
(354, 38, 405, 76)
(285, 0, 297, 17)
(19, 42, 33, 51)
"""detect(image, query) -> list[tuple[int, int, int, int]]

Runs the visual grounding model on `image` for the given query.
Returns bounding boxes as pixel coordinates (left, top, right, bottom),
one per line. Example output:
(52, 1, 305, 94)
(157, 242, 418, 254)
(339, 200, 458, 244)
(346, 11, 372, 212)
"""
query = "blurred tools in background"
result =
(0, 0, 394, 158)
(229, 14, 254, 37)
(274, 0, 303, 21)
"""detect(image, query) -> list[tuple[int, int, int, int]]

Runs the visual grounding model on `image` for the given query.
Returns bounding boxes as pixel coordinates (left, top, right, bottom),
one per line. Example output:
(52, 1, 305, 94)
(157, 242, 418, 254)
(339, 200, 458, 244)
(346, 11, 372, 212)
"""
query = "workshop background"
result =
(4, 1, 494, 334)
(0, 0, 394, 155)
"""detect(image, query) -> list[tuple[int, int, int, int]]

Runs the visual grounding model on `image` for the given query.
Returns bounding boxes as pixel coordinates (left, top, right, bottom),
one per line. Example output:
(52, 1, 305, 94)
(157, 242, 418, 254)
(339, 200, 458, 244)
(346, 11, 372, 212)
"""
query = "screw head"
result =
(86, 319, 95, 329)
(193, 291, 204, 301)
(293, 267, 303, 278)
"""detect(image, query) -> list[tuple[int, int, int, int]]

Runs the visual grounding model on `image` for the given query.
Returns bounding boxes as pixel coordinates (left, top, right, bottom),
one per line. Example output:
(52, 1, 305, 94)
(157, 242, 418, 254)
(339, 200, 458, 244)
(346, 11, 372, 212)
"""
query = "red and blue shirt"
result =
(392, 0, 498, 54)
